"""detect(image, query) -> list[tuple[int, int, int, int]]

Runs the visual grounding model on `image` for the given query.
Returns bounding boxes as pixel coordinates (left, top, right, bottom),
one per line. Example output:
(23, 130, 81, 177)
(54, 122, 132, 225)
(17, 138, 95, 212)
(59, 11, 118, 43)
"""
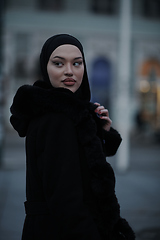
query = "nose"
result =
(64, 63, 73, 76)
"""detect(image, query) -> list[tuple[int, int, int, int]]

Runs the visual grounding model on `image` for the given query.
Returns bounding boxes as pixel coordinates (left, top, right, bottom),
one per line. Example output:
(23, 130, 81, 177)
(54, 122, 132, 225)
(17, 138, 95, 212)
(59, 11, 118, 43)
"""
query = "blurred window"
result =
(142, 0, 160, 19)
(38, 0, 64, 11)
(91, 0, 119, 15)
(139, 58, 160, 130)
(90, 57, 111, 108)
(14, 33, 30, 79)
(14, 58, 28, 78)
(15, 33, 30, 55)
(5, 0, 35, 9)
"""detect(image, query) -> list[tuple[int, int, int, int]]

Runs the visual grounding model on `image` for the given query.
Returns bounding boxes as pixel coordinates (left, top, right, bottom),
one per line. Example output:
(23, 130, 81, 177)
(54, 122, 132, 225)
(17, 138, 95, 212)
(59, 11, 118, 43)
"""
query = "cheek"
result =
(47, 66, 58, 80)
(80, 69, 84, 82)
(77, 67, 84, 81)
(47, 65, 52, 79)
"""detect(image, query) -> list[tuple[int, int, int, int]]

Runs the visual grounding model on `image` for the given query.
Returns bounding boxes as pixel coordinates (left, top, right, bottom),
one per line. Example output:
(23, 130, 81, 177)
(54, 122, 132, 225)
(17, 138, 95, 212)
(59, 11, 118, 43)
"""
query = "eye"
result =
(52, 61, 63, 67)
(73, 61, 83, 67)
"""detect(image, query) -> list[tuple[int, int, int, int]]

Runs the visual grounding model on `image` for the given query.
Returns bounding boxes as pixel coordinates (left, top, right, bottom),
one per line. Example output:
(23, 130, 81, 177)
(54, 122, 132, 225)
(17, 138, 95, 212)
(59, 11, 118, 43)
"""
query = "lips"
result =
(62, 78, 76, 86)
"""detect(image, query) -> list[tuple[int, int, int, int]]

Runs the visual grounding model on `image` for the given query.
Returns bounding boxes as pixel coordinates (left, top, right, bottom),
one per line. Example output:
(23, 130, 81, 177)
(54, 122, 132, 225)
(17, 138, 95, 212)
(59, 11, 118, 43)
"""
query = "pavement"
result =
(0, 130, 160, 240)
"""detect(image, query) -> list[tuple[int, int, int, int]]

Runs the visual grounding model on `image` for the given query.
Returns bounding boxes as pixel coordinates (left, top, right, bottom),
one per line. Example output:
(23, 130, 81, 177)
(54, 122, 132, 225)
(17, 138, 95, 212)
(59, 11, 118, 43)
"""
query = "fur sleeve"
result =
(89, 106, 122, 157)
(102, 127, 122, 157)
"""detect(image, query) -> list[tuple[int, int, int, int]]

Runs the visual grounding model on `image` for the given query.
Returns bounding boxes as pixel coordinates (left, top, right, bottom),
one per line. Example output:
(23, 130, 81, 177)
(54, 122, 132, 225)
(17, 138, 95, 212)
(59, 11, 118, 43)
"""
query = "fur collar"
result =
(10, 80, 97, 137)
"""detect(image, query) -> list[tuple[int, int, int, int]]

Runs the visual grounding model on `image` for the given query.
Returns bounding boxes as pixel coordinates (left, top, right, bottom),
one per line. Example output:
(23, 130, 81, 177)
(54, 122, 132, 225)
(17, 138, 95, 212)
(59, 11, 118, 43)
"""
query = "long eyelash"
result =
(52, 61, 62, 66)
(74, 61, 83, 66)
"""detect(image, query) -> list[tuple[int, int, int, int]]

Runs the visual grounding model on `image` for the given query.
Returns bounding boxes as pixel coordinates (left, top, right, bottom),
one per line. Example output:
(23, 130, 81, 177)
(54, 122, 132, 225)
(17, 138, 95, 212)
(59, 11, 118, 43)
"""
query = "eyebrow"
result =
(52, 56, 83, 60)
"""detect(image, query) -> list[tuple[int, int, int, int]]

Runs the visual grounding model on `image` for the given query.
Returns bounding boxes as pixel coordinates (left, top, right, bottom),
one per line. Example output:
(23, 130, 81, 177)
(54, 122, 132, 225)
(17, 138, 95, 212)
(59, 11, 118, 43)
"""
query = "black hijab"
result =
(39, 34, 91, 101)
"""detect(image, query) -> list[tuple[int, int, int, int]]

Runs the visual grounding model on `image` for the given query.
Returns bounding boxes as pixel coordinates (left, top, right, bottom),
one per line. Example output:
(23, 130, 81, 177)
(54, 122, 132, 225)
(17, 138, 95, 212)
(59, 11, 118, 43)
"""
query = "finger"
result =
(94, 105, 103, 113)
(99, 109, 109, 116)
(100, 116, 112, 124)
(94, 102, 100, 106)
(95, 106, 105, 112)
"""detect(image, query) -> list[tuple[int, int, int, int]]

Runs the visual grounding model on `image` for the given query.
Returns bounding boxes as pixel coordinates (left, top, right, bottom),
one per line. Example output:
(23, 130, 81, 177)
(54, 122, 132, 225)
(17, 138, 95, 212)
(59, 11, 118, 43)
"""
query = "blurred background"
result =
(0, 0, 160, 239)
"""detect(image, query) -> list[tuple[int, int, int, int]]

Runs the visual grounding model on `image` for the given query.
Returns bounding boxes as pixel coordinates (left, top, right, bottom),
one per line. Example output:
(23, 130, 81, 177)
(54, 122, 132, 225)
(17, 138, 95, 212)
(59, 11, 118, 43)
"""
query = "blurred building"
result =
(3, 0, 160, 137)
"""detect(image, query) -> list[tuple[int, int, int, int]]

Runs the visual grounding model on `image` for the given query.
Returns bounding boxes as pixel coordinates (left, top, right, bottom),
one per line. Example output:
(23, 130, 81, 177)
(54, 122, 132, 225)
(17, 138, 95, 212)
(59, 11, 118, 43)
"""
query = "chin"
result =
(64, 86, 78, 93)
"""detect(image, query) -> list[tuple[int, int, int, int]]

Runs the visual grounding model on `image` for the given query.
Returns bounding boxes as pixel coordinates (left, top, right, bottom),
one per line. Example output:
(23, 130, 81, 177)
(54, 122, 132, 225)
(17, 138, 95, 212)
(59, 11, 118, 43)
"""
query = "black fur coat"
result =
(10, 81, 135, 240)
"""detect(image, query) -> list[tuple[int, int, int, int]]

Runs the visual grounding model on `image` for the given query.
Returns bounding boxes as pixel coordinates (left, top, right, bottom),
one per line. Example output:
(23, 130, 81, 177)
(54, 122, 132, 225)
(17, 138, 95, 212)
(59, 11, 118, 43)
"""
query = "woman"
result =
(10, 34, 135, 240)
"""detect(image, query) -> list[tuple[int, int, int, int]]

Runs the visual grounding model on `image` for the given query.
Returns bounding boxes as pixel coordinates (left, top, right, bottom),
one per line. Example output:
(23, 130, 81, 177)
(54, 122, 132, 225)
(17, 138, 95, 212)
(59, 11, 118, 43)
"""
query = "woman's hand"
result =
(94, 102, 112, 131)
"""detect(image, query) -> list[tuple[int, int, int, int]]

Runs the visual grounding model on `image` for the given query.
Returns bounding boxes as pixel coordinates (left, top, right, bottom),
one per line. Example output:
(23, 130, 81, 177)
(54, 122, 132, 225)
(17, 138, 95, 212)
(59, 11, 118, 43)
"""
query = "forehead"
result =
(50, 44, 82, 58)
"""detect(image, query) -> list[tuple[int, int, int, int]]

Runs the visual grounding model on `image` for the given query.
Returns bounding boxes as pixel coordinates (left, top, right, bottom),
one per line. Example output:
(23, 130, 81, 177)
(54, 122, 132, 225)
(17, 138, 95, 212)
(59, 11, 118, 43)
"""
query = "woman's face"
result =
(47, 44, 84, 92)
